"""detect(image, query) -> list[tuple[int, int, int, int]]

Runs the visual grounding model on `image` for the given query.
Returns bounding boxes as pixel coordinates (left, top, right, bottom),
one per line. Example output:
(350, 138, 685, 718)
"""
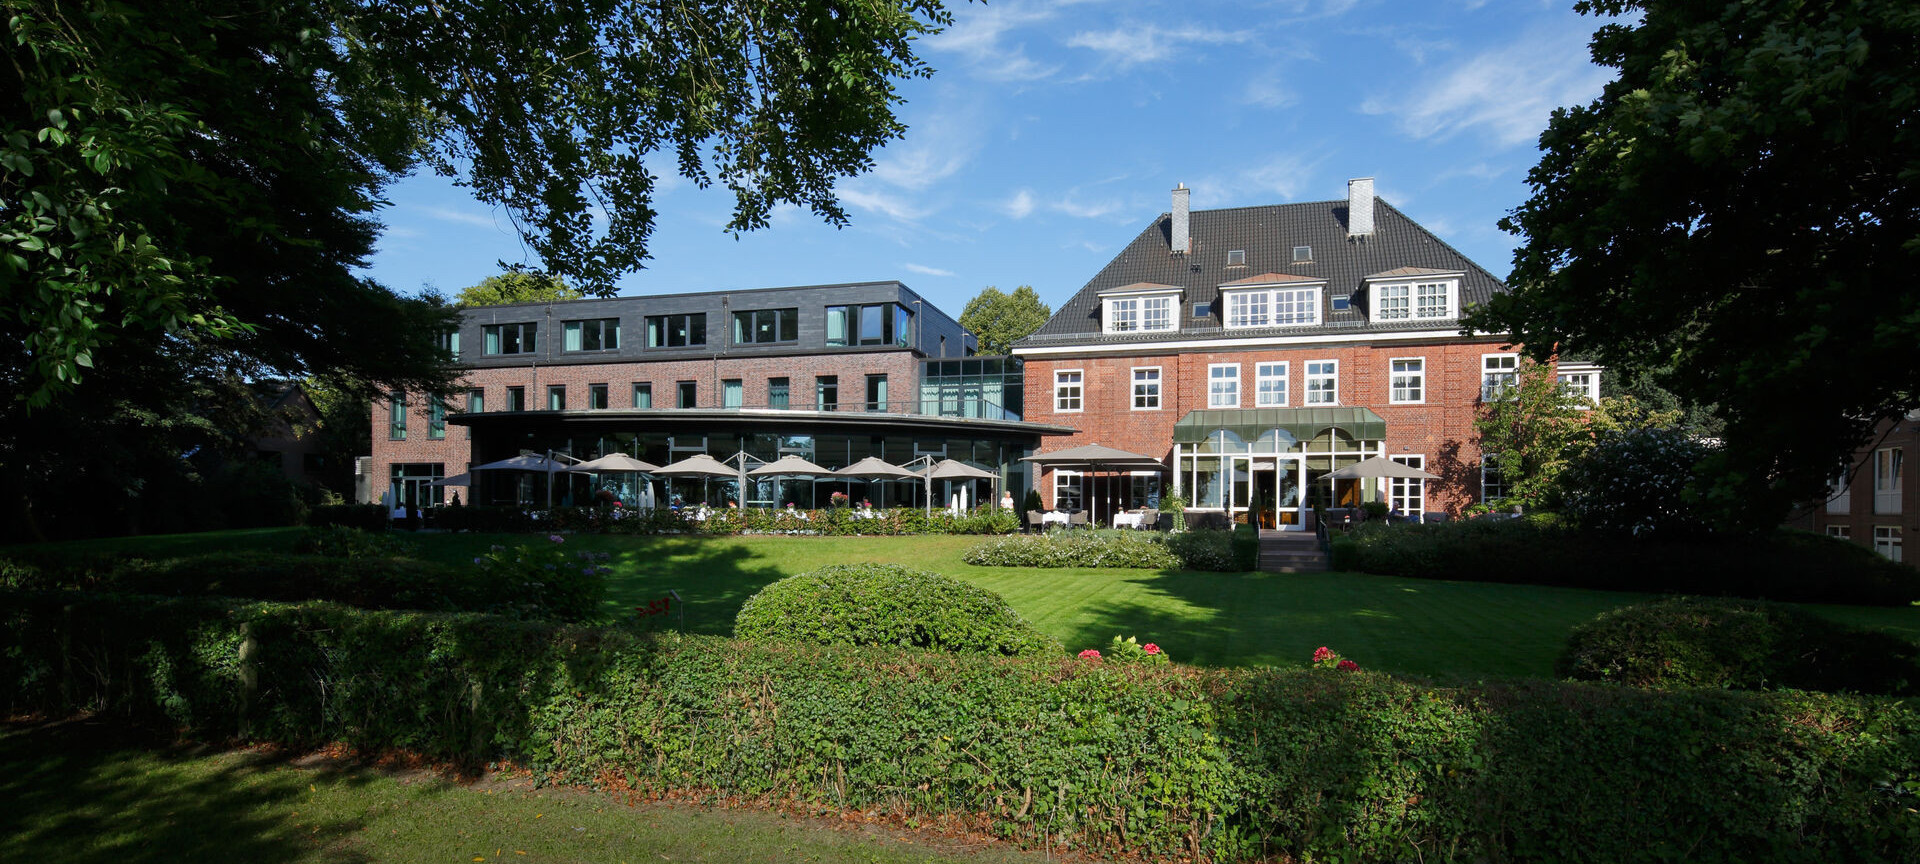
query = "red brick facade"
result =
(1020, 337, 1529, 516)
(1788, 415, 1916, 566)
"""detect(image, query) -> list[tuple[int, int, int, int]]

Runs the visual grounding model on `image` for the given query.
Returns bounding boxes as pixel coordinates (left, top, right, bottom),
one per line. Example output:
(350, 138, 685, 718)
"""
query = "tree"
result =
(4, 0, 950, 407)
(456, 270, 582, 308)
(1472, 0, 1920, 531)
(1475, 361, 1594, 509)
(959, 286, 1052, 355)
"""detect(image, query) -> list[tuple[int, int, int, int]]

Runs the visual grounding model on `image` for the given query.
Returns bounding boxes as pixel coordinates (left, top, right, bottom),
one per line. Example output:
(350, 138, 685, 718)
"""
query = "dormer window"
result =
(1099, 283, 1182, 335)
(1227, 250, 1245, 266)
(1292, 245, 1312, 262)
(1364, 268, 1463, 322)
(1218, 273, 1325, 329)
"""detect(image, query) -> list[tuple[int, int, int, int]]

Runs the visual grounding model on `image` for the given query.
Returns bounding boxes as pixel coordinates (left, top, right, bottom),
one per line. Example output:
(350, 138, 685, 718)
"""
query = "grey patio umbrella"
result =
(833, 456, 919, 509)
(919, 459, 999, 515)
(746, 454, 837, 477)
(471, 454, 588, 508)
(574, 453, 661, 473)
(426, 472, 471, 487)
(1325, 456, 1439, 506)
(652, 454, 737, 477)
(1020, 443, 1164, 524)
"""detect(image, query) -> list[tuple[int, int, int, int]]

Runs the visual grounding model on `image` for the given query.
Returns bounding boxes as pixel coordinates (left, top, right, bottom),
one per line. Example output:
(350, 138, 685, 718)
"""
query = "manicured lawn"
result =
(0, 720, 1045, 864)
(15, 527, 1919, 680)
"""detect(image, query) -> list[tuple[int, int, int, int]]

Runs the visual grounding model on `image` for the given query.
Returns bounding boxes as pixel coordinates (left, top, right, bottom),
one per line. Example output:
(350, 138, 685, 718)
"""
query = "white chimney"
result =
(1347, 177, 1375, 238)
(1170, 183, 1190, 254)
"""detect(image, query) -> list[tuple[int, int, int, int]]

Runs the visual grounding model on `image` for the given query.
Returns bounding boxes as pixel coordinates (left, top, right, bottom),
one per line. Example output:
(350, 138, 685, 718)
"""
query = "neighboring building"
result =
(1013, 179, 1582, 528)
(1791, 412, 1915, 565)
(370, 281, 1069, 510)
(251, 381, 328, 488)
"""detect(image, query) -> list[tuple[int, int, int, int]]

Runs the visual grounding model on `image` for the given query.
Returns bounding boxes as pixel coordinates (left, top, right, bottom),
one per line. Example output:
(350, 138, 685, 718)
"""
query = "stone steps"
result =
(1257, 529, 1328, 573)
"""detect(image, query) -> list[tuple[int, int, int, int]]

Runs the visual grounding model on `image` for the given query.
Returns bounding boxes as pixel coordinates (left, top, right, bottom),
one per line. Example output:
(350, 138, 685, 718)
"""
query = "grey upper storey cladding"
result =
(457, 281, 976, 369)
(1021, 189, 1508, 348)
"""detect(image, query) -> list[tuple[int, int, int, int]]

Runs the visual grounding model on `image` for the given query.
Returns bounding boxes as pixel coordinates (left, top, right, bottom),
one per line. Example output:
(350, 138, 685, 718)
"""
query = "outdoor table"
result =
(1112, 511, 1146, 529)
(1041, 511, 1070, 527)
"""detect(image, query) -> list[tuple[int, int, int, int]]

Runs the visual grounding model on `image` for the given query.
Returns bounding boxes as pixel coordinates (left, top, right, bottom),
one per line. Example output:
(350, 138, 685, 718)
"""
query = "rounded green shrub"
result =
(1558, 596, 1920, 695)
(734, 563, 1060, 656)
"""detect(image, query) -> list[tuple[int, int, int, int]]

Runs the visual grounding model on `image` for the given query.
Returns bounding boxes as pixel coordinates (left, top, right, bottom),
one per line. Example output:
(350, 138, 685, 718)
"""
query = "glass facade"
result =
(1175, 425, 1381, 527)
(918, 357, 1024, 421)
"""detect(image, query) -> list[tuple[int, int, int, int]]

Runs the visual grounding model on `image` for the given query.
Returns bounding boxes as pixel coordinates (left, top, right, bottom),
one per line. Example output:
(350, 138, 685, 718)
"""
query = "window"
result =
(466, 388, 484, 414)
(482, 322, 537, 355)
(1100, 291, 1180, 335)
(1256, 362, 1288, 407)
(547, 385, 566, 411)
(1827, 470, 1851, 514)
(1875, 448, 1903, 514)
(388, 392, 406, 440)
(1482, 354, 1518, 400)
(768, 377, 790, 410)
(1226, 249, 1245, 266)
(646, 313, 707, 348)
(1132, 367, 1161, 410)
(1292, 245, 1312, 262)
(732, 307, 799, 344)
(825, 305, 850, 347)
(816, 375, 839, 411)
(832, 304, 912, 347)
(865, 374, 888, 412)
(1208, 364, 1239, 408)
(1109, 298, 1139, 332)
(1826, 525, 1851, 539)
(563, 318, 619, 351)
(588, 383, 609, 410)
(1193, 301, 1213, 319)
(505, 386, 525, 412)
(1391, 358, 1424, 404)
(1482, 458, 1508, 502)
(1306, 360, 1337, 405)
(632, 382, 652, 409)
(435, 330, 460, 357)
(428, 396, 446, 439)
(1368, 279, 1458, 321)
(1144, 296, 1172, 330)
(722, 379, 743, 408)
(1055, 370, 1083, 412)
(1876, 526, 1903, 562)
(1330, 295, 1352, 311)
(1054, 470, 1083, 511)
(676, 381, 696, 409)
(1225, 287, 1320, 328)
(1389, 455, 1425, 517)
(1558, 372, 1598, 406)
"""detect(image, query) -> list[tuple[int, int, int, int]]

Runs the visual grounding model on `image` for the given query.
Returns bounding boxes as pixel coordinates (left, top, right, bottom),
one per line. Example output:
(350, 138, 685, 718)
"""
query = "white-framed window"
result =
(1305, 360, 1337, 405)
(1367, 278, 1458, 321)
(1874, 448, 1903, 514)
(1827, 471, 1852, 514)
(1482, 457, 1508, 502)
(1390, 357, 1424, 404)
(1226, 290, 1269, 328)
(1482, 354, 1518, 401)
(1101, 288, 1180, 334)
(1557, 363, 1602, 407)
(1875, 526, 1903, 562)
(1389, 455, 1425, 517)
(1054, 370, 1083, 413)
(1222, 287, 1321, 328)
(1208, 363, 1240, 408)
(1255, 362, 1288, 407)
(1132, 367, 1161, 410)
(1054, 470, 1083, 511)
(1142, 296, 1172, 331)
(1826, 525, 1851, 539)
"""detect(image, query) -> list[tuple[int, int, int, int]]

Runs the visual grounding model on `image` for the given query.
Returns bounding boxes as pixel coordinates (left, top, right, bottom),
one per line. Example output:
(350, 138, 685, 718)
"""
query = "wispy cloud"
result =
(925, 1, 1062, 82)
(1065, 24, 1250, 68)
(1361, 22, 1611, 148)
(1050, 192, 1126, 221)
(837, 186, 931, 222)
(903, 263, 956, 277)
(1243, 75, 1297, 109)
(1001, 189, 1037, 219)
(867, 104, 983, 191)
(419, 205, 506, 230)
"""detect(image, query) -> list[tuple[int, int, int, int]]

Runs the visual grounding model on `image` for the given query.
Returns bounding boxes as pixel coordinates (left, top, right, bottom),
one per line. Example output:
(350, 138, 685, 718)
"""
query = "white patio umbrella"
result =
(471, 454, 587, 508)
(574, 453, 661, 473)
(746, 454, 837, 477)
(654, 454, 739, 508)
(1020, 443, 1163, 525)
(833, 456, 919, 509)
(921, 459, 997, 516)
(1325, 455, 1441, 505)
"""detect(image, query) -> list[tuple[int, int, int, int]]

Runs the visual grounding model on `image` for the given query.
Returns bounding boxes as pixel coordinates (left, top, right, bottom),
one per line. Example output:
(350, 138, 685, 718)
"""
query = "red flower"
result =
(1313, 646, 1333, 663)
(1078, 649, 1102, 660)
(1337, 659, 1359, 671)
(1143, 643, 1161, 655)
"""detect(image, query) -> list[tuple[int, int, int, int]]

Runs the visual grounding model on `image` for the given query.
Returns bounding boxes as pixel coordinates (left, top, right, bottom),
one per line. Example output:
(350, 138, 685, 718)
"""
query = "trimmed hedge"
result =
(734, 564, 1060, 657)
(3, 590, 1915, 862)
(1558, 596, 1920, 696)
(0, 550, 602, 621)
(1330, 517, 1920, 606)
(435, 504, 1020, 536)
(306, 504, 390, 531)
(962, 527, 1257, 572)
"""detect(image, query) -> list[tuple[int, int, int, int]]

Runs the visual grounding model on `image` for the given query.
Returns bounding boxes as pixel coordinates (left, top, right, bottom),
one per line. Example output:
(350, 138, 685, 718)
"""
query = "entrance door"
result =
(1274, 458, 1304, 530)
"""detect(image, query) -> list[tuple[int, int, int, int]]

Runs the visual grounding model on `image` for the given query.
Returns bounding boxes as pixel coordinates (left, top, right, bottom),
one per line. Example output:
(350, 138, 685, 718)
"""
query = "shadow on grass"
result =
(0, 719, 374, 864)
(594, 537, 788, 636)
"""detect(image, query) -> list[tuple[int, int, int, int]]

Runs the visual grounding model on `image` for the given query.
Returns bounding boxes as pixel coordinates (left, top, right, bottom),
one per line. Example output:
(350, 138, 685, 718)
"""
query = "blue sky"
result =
(360, 0, 1616, 320)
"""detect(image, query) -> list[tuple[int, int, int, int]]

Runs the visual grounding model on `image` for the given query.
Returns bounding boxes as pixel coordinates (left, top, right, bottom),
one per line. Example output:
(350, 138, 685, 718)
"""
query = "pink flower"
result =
(1337, 659, 1359, 671)
(1313, 646, 1333, 663)
(1143, 643, 1161, 655)
(547, 534, 565, 544)
(1078, 649, 1102, 660)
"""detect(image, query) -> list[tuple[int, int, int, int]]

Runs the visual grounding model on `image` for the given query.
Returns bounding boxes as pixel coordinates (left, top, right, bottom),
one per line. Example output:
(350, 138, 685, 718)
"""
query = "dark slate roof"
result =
(1021, 198, 1507, 346)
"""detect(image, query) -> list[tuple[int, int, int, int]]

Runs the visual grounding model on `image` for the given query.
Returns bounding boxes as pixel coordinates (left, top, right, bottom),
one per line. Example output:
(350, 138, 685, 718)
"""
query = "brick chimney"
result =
(1347, 177, 1375, 238)
(1170, 183, 1190, 255)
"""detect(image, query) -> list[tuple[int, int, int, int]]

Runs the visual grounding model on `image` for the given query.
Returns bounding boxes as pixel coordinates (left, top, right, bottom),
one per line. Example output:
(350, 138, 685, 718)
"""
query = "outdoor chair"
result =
(1026, 510, 1046, 533)
(1137, 510, 1159, 531)
(1068, 510, 1088, 529)
(1423, 512, 1451, 524)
